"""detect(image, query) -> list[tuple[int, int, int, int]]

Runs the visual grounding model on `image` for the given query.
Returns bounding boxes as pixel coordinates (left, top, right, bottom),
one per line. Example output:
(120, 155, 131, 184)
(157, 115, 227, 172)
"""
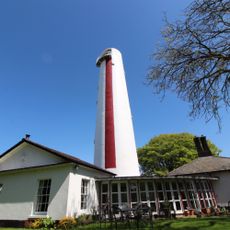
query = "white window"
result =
(130, 182, 139, 208)
(178, 181, 189, 210)
(196, 180, 214, 208)
(185, 181, 198, 209)
(81, 179, 89, 209)
(101, 183, 109, 207)
(156, 181, 165, 210)
(169, 181, 182, 212)
(147, 181, 157, 212)
(138, 181, 157, 212)
(111, 182, 128, 209)
(35, 179, 52, 214)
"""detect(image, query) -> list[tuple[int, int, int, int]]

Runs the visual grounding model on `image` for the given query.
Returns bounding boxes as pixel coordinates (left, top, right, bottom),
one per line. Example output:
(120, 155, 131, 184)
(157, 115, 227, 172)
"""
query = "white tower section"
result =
(94, 48, 140, 176)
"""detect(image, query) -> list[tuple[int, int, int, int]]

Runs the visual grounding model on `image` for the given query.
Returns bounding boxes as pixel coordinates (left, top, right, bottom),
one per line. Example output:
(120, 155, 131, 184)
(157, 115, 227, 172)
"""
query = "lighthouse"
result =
(94, 48, 140, 177)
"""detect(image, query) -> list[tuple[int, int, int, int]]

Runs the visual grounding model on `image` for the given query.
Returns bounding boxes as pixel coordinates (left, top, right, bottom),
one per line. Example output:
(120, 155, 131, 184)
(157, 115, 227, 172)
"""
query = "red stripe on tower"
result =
(105, 57, 116, 168)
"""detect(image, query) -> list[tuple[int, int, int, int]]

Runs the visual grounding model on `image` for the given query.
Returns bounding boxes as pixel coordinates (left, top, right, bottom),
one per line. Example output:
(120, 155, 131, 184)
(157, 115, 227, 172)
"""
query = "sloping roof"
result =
(0, 138, 115, 175)
(169, 156, 230, 176)
(96, 175, 218, 181)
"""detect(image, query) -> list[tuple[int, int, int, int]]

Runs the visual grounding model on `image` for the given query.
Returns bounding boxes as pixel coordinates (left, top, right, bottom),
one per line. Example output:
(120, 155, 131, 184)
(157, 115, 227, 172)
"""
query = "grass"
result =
(80, 217, 230, 229)
(154, 217, 230, 230)
(1, 217, 230, 229)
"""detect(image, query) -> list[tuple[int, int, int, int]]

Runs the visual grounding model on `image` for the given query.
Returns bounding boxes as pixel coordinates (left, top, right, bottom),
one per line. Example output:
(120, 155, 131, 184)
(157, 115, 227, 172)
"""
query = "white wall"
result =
(0, 143, 64, 171)
(211, 171, 230, 206)
(66, 166, 110, 217)
(0, 164, 71, 220)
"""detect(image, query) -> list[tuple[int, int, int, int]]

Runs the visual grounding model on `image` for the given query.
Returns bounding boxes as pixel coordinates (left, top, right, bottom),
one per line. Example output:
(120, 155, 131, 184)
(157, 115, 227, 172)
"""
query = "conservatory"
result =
(96, 176, 218, 215)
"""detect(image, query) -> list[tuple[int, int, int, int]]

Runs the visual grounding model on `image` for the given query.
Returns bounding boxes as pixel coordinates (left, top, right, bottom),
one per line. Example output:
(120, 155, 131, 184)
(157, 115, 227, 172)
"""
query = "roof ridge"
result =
(22, 138, 83, 161)
(1, 138, 115, 175)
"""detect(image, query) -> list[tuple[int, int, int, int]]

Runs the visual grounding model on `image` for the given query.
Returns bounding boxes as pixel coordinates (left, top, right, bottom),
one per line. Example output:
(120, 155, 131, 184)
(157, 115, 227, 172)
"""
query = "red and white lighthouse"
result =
(94, 48, 140, 176)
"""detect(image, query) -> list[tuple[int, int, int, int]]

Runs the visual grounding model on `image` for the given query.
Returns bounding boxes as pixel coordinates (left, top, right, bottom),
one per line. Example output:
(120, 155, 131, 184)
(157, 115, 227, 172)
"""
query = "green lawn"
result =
(154, 217, 230, 230)
(1, 217, 230, 230)
(81, 217, 230, 230)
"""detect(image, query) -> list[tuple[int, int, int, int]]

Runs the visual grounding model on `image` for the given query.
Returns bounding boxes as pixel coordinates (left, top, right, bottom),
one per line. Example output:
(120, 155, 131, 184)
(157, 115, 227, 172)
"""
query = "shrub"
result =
(58, 216, 77, 230)
(30, 218, 43, 229)
(77, 214, 93, 225)
(26, 217, 55, 229)
(42, 216, 55, 229)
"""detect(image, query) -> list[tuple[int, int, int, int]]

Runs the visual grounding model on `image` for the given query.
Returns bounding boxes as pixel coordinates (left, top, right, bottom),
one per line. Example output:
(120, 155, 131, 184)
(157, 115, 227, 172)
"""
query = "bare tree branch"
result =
(148, 0, 230, 129)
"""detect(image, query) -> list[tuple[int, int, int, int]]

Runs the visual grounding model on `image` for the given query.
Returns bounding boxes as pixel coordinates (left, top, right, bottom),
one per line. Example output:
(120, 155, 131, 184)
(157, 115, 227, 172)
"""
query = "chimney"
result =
(194, 137, 203, 156)
(194, 136, 212, 157)
(25, 134, 30, 140)
(200, 136, 212, 156)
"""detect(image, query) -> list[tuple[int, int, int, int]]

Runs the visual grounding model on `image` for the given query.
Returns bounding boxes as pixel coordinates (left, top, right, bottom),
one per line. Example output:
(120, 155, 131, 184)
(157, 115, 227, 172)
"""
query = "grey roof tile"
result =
(169, 156, 230, 176)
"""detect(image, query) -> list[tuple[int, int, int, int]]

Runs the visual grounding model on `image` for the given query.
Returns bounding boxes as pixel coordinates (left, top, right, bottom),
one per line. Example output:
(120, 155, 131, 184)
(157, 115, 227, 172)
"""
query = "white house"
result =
(0, 137, 114, 225)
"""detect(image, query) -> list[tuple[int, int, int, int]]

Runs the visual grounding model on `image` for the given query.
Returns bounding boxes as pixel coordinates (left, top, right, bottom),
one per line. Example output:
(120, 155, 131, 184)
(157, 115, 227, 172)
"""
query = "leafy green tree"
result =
(137, 133, 221, 176)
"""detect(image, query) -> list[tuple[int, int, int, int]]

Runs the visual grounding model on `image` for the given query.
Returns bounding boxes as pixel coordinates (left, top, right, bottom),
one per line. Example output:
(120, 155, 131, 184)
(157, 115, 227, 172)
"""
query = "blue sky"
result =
(0, 0, 230, 163)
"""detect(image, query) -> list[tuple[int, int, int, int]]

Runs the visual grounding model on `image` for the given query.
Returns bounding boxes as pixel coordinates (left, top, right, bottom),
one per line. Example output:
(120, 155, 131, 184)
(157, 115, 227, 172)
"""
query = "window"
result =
(147, 181, 157, 212)
(186, 181, 198, 209)
(111, 182, 128, 209)
(112, 183, 119, 204)
(170, 181, 182, 212)
(120, 183, 128, 203)
(101, 183, 109, 205)
(164, 182, 174, 211)
(35, 179, 51, 214)
(178, 181, 188, 210)
(156, 181, 165, 210)
(130, 182, 138, 207)
(135, 181, 156, 212)
(81, 179, 89, 210)
(0, 184, 3, 193)
(196, 180, 214, 208)
(140, 182, 147, 202)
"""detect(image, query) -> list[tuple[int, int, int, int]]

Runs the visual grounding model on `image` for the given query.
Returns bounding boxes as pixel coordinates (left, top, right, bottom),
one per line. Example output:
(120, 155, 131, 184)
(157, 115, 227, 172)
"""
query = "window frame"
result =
(34, 179, 52, 215)
(81, 179, 90, 210)
(111, 182, 128, 209)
